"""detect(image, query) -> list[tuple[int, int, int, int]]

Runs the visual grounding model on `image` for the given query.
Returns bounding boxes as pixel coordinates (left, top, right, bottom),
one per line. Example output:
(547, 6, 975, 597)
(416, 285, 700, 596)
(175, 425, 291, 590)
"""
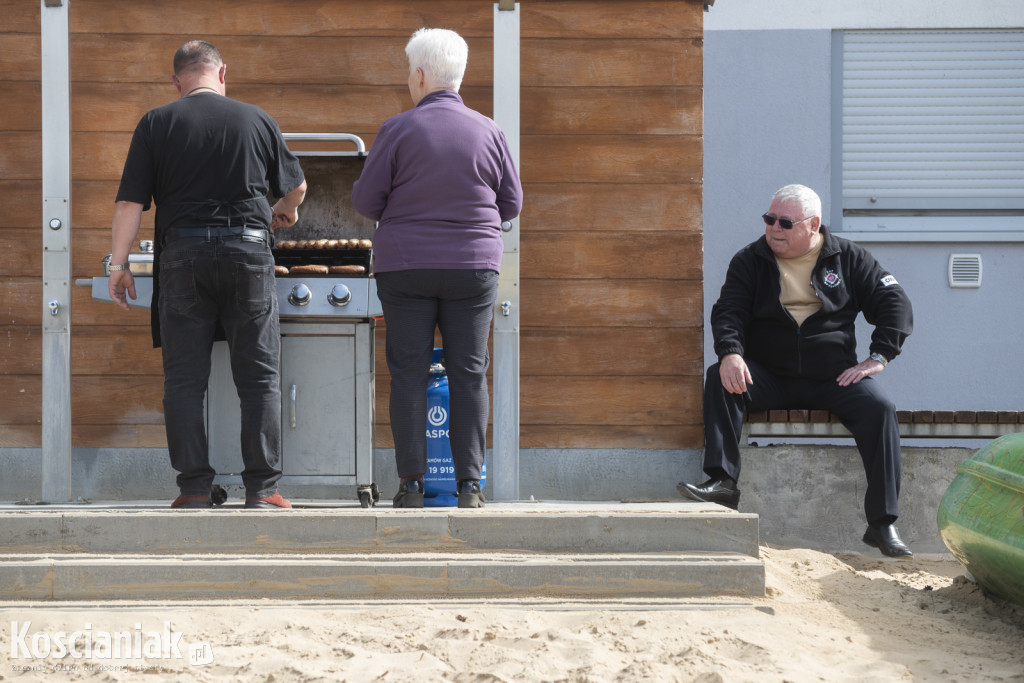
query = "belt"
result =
(165, 227, 269, 243)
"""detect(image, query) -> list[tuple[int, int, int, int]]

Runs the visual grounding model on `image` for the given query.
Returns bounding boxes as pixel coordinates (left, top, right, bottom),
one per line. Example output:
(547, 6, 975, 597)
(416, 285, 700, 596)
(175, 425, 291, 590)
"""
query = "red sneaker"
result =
(244, 492, 292, 509)
(171, 494, 212, 509)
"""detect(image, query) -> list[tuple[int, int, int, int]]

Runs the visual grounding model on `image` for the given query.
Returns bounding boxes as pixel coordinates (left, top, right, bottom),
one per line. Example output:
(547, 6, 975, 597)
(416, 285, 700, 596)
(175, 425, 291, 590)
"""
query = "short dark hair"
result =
(173, 40, 223, 77)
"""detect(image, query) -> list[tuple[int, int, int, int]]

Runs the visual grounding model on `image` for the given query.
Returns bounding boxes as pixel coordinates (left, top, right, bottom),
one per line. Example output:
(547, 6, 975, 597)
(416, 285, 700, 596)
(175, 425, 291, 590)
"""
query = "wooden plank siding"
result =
(1, 0, 705, 450)
(1, 5, 42, 448)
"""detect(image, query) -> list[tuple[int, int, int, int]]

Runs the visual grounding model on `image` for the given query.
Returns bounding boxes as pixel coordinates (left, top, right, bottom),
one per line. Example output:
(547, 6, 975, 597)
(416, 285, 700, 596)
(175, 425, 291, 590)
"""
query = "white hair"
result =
(772, 184, 822, 219)
(405, 28, 468, 92)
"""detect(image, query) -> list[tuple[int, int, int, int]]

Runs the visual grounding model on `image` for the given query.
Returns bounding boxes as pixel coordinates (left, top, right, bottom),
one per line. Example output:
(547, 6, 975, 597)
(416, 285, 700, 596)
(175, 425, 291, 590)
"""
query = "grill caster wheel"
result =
(211, 484, 228, 506)
(357, 484, 380, 508)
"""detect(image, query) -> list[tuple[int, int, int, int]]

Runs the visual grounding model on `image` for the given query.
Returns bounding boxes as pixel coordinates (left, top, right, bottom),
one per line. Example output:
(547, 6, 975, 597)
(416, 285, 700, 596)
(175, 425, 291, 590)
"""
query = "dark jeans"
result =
(159, 235, 282, 498)
(703, 358, 901, 526)
(375, 269, 499, 481)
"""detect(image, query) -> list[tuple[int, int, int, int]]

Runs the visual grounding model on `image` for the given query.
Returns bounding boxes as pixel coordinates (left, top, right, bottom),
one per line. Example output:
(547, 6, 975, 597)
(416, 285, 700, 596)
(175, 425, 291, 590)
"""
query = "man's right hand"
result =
(109, 270, 136, 311)
(719, 353, 753, 394)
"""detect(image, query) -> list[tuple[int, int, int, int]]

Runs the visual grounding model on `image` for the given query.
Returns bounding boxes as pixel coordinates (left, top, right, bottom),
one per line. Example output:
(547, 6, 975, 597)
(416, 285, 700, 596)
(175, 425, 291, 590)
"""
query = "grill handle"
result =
(282, 133, 366, 155)
(289, 384, 297, 429)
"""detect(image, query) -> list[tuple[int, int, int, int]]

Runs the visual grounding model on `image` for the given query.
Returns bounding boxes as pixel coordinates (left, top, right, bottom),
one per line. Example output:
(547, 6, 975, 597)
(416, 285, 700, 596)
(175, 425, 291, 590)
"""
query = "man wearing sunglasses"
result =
(677, 184, 914, 557)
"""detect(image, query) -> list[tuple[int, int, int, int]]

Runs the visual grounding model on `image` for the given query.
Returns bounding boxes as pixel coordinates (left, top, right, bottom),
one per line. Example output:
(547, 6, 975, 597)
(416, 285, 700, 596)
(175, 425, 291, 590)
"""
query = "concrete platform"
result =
(0, 442, 976, 553)
(0, 501, 764, 602)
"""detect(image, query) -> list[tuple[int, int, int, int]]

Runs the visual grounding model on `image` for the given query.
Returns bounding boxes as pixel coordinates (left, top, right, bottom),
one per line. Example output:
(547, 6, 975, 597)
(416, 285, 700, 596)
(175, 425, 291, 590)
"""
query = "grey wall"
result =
(0, 447, 706, 506)
(703, 28, 1024, 411)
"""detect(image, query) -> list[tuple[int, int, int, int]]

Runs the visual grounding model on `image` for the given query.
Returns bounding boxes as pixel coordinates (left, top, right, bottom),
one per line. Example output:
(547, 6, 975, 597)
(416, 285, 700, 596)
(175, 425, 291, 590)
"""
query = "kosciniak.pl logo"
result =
(9, 621, 214, 667)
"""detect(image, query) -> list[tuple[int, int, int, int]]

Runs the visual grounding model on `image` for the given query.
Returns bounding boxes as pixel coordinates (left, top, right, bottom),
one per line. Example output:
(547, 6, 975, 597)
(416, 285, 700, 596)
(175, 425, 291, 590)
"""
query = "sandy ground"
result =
(2, 546, 1022, 682)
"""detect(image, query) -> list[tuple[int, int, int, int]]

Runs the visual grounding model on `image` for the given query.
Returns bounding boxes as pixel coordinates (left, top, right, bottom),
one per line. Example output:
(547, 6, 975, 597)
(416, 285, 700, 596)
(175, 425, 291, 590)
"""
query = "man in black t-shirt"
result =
(109, 40, 306, 509)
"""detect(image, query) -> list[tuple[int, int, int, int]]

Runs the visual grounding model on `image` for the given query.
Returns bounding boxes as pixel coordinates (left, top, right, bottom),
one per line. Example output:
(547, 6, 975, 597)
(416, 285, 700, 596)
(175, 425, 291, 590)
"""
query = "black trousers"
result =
(375, 269, 499, 481)
(703, 358, 901, 526)
(159, 235, 282, 498)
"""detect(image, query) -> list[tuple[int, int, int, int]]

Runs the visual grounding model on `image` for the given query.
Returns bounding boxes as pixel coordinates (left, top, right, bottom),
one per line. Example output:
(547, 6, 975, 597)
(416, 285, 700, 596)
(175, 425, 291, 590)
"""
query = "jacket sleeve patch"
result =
(881, 274, 899, 287)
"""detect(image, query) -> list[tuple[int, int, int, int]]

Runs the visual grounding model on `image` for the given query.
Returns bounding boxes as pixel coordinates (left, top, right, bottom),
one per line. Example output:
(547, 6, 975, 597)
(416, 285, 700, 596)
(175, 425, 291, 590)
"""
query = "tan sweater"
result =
(776, 236, 824, 326)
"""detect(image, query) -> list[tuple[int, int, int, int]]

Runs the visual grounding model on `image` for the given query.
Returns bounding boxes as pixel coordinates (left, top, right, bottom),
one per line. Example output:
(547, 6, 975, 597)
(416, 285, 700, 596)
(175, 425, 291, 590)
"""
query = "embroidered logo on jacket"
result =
(823, 270, 841, 288)
(881, 274, 899, 287)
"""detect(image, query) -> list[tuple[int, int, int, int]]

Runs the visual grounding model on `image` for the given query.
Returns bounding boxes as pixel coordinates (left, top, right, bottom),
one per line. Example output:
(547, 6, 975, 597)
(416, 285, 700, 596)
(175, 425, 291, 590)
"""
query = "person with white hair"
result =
(352, 28, 523, 509)
(676, 184, 915, 557)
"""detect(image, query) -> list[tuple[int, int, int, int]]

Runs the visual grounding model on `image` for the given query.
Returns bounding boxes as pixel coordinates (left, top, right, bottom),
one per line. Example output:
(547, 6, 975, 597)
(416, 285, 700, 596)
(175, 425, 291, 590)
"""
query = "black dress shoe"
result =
(676, 477, 740, 510)
(863, 524, 913, 558)
(457, 479, 485, 508)
(393, 480, 424, 508)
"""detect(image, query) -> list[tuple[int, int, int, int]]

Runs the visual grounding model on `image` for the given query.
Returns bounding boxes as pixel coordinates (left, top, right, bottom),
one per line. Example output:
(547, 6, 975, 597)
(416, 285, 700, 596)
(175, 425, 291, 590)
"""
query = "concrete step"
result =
(0, 502, 760, 557)
(0, 552, 765, 601)
(0, 501, 764, 600)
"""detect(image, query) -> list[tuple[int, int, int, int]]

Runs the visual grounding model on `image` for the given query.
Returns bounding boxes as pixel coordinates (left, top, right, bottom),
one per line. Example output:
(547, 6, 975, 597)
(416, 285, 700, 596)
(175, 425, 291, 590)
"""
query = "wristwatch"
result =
(869, 352, 889, 367)
(107, 263, 130, 272)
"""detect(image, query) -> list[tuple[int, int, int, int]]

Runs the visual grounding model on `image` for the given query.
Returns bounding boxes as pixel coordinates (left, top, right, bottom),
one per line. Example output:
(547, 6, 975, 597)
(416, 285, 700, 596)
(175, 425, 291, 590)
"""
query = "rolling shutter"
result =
(842, 30, 1024, 212)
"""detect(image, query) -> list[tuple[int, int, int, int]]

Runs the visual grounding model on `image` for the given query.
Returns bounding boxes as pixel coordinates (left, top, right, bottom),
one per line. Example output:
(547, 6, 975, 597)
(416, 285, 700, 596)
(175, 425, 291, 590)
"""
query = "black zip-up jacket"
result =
(711, 226, 913, 381)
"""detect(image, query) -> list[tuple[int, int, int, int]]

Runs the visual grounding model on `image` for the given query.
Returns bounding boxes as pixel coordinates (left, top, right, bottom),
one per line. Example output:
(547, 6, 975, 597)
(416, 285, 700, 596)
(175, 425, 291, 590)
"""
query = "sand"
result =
(2, 546, 1022, 682)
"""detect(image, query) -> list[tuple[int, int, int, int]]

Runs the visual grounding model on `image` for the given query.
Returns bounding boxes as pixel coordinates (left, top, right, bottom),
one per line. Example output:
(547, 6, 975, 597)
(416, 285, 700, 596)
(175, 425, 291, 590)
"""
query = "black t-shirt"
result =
(115, 92, 304, 239)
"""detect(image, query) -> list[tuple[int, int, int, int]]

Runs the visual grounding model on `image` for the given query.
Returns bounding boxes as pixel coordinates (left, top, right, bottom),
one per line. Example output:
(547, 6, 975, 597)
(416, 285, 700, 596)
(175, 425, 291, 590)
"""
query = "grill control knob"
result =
(288, 283, 312, 306)
(328, 283, 352, 307)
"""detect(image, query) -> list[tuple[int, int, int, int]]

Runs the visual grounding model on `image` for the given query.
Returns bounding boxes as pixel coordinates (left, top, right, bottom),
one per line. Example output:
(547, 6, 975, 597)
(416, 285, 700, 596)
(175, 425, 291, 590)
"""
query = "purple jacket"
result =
(352, 90, 523, 273)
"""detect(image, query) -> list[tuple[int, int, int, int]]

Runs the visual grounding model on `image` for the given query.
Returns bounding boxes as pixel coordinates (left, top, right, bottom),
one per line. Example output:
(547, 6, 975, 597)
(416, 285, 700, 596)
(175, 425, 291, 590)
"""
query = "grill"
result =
(80, 133, 383, 506)
(272, 245, 377, 319)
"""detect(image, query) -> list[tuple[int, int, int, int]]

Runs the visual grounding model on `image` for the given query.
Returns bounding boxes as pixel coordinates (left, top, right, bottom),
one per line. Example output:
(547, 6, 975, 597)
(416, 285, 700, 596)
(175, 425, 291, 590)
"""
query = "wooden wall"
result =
(0, 0, 704, 451)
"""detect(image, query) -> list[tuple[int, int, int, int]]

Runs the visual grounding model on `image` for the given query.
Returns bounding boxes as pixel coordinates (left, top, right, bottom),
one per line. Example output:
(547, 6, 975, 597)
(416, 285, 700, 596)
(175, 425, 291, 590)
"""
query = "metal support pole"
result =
(492, 2, 520, 501)
(40, 0, 73, 502)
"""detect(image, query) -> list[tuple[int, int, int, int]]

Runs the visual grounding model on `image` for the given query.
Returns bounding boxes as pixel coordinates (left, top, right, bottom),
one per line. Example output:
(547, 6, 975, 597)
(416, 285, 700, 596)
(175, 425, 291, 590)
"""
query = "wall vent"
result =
(948, 254, 982, 288)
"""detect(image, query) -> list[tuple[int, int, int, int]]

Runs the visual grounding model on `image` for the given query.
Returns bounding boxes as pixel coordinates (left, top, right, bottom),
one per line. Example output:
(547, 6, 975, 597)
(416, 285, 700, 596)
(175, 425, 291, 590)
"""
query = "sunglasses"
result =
(762, 213, 813, 230)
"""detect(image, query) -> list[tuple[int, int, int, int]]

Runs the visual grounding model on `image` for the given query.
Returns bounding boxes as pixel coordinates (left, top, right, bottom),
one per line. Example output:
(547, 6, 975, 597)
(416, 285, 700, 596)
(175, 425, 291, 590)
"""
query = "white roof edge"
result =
(703, 0, 1023, 31)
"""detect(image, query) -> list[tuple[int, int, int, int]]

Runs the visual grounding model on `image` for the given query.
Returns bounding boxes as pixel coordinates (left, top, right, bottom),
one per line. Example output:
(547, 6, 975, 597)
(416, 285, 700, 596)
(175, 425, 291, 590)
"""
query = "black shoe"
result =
(676, 477, 740, 510)
(393, 480, 424, 508)
(863, 524, 913, 558)
(457, 479, 485, 508)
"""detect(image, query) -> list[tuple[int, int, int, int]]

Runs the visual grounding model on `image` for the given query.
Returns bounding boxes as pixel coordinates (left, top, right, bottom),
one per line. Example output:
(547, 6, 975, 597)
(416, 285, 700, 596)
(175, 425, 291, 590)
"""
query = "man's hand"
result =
(270, 180, 307, 231)
(836, 358, 885, 387)
(108, 270, 136, 311)
(720, 353, 753, 394)
(109, 200, 144, 311)
(270, 204, 299, 230)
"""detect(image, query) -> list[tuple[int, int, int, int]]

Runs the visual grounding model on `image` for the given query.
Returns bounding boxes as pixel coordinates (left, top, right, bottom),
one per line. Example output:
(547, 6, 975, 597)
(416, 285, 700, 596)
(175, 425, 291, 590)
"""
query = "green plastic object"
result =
(937, 432, 1024, 608)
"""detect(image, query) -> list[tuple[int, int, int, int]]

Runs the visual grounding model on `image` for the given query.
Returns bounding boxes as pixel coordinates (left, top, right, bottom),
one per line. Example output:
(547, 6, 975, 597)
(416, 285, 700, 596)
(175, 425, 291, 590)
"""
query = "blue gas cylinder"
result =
(424, 348, 485, 506)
